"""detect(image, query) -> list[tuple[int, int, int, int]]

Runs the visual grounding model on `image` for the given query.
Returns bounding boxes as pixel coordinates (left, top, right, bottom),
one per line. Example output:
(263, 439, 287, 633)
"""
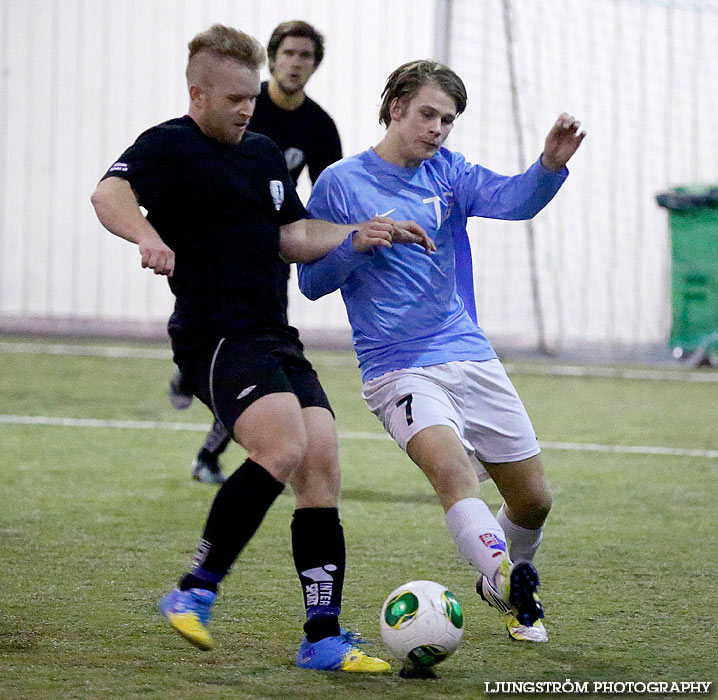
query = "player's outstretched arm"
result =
(280, 216, 431, 263)
(540, 113, 586, 172)
(297, 218, 433, 301)
(90, 177, 175, 277)
(280, 218, 354, 263)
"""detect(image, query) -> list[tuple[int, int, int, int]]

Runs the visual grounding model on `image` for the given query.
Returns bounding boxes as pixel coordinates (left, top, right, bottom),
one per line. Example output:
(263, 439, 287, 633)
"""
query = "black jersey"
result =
(102, 115, 306, 351)
(248, 82, 343, 311)
(249, 82, 342, 186)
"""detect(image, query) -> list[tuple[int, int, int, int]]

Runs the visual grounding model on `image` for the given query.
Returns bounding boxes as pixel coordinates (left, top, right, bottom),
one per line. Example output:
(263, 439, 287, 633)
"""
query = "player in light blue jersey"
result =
(298, 60, 585, 643)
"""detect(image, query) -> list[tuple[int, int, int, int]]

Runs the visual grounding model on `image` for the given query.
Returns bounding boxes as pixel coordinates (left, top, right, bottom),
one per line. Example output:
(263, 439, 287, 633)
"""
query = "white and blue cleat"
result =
(478, 559, 548, 642)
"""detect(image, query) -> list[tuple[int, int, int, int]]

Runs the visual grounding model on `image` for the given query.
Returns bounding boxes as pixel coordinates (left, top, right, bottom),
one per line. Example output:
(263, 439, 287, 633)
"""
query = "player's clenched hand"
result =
(541, 113, 586, 172)
(391, 220, 436, 255)
(138, 236, 175, 277)
(351, 216, 395, 252)
(352, 216, 435, 255)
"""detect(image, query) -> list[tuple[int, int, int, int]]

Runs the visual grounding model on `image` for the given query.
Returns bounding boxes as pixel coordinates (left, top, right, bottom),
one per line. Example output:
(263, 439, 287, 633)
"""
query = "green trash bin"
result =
(656, 185, 718, 363)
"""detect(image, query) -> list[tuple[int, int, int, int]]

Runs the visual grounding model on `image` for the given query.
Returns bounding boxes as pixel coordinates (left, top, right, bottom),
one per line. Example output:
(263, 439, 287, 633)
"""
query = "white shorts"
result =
(362, 359, 540, 482)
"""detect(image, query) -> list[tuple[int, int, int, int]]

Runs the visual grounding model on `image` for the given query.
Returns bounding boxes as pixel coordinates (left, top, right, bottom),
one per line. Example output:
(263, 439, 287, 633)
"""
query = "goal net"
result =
(444, 0, 718, 353)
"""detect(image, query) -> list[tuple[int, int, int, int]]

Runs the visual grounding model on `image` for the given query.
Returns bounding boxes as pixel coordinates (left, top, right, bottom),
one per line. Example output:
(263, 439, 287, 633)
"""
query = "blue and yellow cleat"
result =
(159, 587, 216, 650)
(296, 630, 391, 672)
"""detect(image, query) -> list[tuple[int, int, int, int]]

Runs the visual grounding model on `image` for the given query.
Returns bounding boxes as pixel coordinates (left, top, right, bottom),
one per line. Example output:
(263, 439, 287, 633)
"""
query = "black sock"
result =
(291, 507, 345, 642)
(304, 614, 341, 643)
(187, 458, 284, 583)
(199, 419, 231, 461)
(179, 572, 218, 593)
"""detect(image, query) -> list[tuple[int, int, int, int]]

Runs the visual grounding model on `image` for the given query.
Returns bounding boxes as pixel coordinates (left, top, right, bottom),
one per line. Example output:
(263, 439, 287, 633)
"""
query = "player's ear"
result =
(189, 84, 204, 107)
(389, 97, 405, 122)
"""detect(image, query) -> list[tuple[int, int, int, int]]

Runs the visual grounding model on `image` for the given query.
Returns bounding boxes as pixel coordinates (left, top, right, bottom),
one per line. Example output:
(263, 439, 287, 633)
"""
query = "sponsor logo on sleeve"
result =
(269, 180, 284, 211)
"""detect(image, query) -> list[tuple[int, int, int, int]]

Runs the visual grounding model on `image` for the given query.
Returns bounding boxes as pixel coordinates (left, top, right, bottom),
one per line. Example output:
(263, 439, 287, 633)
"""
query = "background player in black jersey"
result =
(169, 20, 343, 485)
(91, 24, 431, 672)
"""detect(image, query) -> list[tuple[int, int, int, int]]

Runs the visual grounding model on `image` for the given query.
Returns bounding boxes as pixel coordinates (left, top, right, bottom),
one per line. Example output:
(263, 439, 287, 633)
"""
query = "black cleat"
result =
(191, 456, 226, 484)
(508, 562, 544, 627)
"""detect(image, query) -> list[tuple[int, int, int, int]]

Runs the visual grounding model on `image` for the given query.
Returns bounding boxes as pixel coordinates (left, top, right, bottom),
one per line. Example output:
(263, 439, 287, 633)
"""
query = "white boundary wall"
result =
(449, 0, 718, 350)
(0, 0, 433, 336)
(1, 0, 716, 351)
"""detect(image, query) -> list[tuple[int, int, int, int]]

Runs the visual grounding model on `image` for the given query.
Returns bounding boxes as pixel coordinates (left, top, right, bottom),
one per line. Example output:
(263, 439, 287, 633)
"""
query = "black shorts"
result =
(178, 332, 333, 434)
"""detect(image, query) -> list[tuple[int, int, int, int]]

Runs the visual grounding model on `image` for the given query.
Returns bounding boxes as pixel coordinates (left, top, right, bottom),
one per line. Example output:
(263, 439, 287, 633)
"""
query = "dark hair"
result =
(379, 60, 468, 126)
(187, 24, 265, 70)
(266, 20, 325, 67)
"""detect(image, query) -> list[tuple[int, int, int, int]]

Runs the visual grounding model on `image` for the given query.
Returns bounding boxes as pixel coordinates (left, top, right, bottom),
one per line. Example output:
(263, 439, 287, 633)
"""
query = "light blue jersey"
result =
(299, 147, 567, 382)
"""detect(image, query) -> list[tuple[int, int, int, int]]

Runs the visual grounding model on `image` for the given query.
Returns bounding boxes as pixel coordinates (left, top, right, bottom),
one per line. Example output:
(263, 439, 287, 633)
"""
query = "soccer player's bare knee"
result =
(234, 394, 309, 482)
(302, 447, 340, 490)
(240, 437, 305, 483)
(509, 491, 552, 529)
(290, 406, 341, 504)
(291, 456, 341, 507)
(484, 455, 552, 528)
(499, 479, 552, 528)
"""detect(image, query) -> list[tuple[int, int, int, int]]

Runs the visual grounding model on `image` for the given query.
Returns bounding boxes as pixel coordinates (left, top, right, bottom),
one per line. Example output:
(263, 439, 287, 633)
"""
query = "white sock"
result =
(445, 497, 508, 581)
(496, 503, 543, 564)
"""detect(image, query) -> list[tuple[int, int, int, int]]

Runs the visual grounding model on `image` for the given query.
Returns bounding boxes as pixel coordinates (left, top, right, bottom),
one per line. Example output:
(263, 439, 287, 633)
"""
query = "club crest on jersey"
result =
(479, 533, 506, 551)
(269, 180, 284, 211)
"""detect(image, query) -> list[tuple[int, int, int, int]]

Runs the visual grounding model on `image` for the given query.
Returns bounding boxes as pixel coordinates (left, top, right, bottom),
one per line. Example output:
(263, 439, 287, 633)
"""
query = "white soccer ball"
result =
(379, 580, 464, 668)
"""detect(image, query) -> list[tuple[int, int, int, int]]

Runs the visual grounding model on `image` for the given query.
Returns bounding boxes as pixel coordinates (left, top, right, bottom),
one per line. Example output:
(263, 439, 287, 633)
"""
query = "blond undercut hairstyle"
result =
(379, 60, 467, 126)
(187, 24, 266, 77)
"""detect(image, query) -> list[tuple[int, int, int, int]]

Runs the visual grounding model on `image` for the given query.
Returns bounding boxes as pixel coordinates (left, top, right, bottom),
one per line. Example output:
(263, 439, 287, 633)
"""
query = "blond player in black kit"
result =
(91, 24, 431, 672)
(168, 21, 343, 485)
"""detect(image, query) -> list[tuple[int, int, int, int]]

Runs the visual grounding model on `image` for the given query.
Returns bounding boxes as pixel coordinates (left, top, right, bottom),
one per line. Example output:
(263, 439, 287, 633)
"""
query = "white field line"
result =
(1, 341, 717, 382)
(502, 363, 718, 383)
(0, 341, 170, 359)
(1, 414, 717, 459)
